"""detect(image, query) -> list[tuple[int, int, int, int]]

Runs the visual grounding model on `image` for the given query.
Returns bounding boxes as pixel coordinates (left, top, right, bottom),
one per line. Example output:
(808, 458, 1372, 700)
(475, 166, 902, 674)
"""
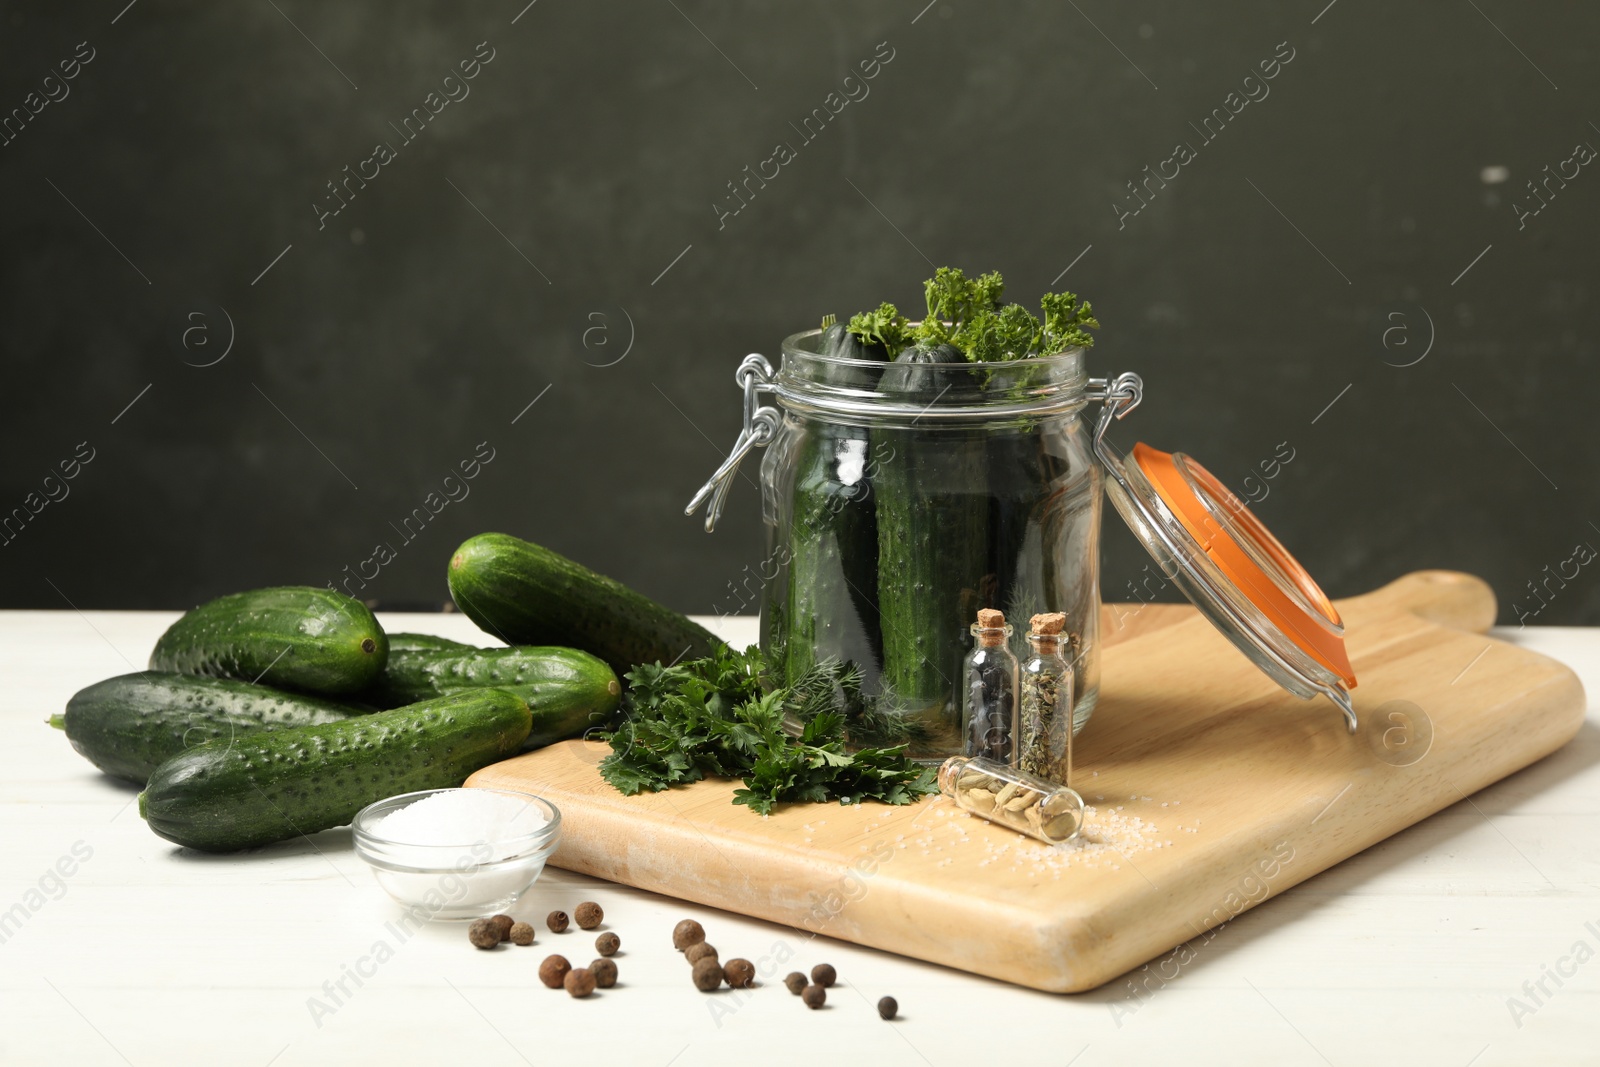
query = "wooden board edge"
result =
(1051, 657, 1589, 993)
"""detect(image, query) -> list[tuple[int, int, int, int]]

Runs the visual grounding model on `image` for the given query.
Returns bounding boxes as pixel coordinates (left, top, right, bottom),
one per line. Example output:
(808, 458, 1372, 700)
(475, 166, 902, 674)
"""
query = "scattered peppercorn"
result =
(546, 910, 570, 933)
(802, 984, 826, 1009)
(784, 972, 808, 995)
(673, 919, 706, 951)
(590, 958, 618, 989)
(575, 901, 604, 929)
(723, 959, 755, 988)
(509, 922, 536, 946)
(685, 942, 718, 965)
(811, 963, 837, 988)
(468, 919, 501, 950)
(595, 932, 620, 957)
(538, 955, 571, 989)
(877, 996, 898, 1020)
(564, 967, 597, 998)
(488, 914, 515, 942)
(692, 958, 725, 992)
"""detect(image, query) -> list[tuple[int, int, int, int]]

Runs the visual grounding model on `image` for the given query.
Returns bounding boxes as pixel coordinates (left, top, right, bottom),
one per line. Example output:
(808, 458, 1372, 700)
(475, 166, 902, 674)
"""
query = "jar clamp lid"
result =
(687, 346, 1358, 733)
(1089, 373, 1358, 732)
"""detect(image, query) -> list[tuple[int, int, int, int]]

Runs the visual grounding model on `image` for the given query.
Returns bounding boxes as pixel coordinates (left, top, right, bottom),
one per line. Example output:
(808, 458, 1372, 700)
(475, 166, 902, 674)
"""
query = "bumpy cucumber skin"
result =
(149, 586, 388, 696)
(875, 440, 987, 709)
(138, 689, 531, 852)
(987, 426, 1069, 613)
(874, 355, 988, 744)
(368, 645, 621, 748)
(783, 422, 882, 686)
(386, 632, 475, 654)
(448, 533, 719, 676)
(59, 672, 365, 785)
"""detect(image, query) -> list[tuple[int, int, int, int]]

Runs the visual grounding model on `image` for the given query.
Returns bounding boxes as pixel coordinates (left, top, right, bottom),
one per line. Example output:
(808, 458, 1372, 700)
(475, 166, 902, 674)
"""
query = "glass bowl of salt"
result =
(353, 787, 561, 920)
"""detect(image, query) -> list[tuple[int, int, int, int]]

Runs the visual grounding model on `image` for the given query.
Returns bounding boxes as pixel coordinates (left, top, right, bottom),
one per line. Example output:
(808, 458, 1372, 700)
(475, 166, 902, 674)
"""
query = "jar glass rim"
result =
(776, 326, 1090, 423)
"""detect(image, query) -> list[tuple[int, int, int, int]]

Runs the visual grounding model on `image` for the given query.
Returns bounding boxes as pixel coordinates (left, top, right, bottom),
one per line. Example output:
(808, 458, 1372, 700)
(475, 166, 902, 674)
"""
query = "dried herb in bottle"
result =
(1019, 612, 1075, 785)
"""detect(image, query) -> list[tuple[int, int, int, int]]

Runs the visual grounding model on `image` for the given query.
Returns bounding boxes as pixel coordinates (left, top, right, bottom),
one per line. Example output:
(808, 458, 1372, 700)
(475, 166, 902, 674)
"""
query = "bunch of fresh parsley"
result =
(596, 645, 937, 815)
(844, 266, 1100, 362)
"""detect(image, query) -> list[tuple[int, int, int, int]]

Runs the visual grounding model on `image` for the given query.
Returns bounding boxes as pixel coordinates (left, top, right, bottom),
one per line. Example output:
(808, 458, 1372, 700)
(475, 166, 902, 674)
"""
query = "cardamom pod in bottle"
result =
(937, 755, 1084, 845)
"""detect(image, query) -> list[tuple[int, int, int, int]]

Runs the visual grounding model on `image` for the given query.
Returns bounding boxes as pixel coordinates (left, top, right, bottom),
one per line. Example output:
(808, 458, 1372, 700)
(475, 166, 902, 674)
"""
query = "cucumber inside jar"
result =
(870, 414, 989, 756)
(780, 420, 883, 689)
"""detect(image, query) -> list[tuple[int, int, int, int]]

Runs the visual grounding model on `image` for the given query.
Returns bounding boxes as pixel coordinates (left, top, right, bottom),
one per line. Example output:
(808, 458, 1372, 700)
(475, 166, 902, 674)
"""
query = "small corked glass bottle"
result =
(961, 608, 1019, 763)
(938, 755, 1085, 844)
(1019, 612, 1075, 785)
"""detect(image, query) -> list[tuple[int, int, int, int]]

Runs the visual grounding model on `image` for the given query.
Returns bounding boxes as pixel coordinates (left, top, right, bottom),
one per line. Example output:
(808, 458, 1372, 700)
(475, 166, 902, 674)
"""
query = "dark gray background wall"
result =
(2, 1, 1596, 624)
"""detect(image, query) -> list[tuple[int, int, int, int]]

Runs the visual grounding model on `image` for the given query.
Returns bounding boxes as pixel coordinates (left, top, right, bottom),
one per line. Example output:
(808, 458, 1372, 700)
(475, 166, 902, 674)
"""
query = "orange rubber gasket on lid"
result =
(1132, 442, 1357, 688)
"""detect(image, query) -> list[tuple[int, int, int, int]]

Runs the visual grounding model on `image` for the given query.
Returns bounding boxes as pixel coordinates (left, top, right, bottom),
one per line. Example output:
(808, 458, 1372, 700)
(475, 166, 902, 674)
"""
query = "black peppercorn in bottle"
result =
(961, 609, 1019, 763)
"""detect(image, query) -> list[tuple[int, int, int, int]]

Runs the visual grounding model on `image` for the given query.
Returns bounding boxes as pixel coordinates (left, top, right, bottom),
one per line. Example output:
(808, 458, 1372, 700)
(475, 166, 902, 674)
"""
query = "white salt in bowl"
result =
(353, 787, 561, 920)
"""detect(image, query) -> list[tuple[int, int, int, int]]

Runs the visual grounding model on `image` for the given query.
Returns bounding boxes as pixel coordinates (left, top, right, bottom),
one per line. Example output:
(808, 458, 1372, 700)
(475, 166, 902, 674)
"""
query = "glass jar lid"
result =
(1090, 374, 1358, 732)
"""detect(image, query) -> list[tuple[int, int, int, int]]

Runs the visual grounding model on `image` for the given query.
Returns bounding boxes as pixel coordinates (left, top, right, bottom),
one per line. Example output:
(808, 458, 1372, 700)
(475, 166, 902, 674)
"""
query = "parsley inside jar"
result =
(689, 266, 1360, 773)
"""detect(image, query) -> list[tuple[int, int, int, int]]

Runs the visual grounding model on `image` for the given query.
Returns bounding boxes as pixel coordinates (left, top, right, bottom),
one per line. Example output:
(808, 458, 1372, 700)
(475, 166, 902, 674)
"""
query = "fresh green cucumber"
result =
(149, 586, 388, 696)
(52, 672, 366, 785)
(783, 421, 882, 686)
(874, 350, 989, 751)
(387, 632, 476, 654)
(368, 645, 621, 747)
(777, 320, 888, 688)
(988, 423, 1070, 617)
(138, 689, 531, 852)
(448, 533, 720, 676)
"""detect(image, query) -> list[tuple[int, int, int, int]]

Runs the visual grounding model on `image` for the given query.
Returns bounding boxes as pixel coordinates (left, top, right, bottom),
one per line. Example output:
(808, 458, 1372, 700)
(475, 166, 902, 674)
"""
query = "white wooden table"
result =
(2, 611, 1595, 1066)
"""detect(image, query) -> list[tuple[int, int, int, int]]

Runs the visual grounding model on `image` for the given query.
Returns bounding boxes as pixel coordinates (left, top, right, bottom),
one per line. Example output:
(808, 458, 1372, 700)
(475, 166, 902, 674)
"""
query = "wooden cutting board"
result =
(466, 571, 1584, 993)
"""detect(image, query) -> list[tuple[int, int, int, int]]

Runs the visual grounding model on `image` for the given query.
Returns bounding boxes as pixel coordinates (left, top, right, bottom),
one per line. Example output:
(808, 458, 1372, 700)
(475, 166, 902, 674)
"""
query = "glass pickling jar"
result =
(689, 332, 1361, 763)
(689, 339, 1107, 760)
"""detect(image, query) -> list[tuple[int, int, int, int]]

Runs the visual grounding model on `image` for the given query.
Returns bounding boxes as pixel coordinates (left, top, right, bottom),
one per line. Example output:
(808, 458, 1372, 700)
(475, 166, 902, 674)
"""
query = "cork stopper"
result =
(975, 608, 1006, 647)
(937, 756, 967, 796)
(1029, 612, 1067, 651)
(1029, 612, 1066, 635)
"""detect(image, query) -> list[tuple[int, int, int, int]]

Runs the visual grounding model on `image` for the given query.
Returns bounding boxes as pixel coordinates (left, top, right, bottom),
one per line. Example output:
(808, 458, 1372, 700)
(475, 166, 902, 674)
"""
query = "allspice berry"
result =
(811, 963, 837, 988)
(784, 971, 808, 995)
(589, 958, 618, 988)
(673, 919, 706, 951)
(595, 932, 621, 957)
(488, 914, 515, 942)
(546, 910, 570, 933)
(723, 958, 755, 988)
(802, 984, 826, 1009)
(574, 901, 604, 929)
(564, 967, 597, 998)
(691, 958, 724, 992)
(508, 922, 536, 947)
(538, 954, 572, 989)
(685, 942, 718, 965)
(877, 996, 898, 1020)
(468, 919, 501, 950)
